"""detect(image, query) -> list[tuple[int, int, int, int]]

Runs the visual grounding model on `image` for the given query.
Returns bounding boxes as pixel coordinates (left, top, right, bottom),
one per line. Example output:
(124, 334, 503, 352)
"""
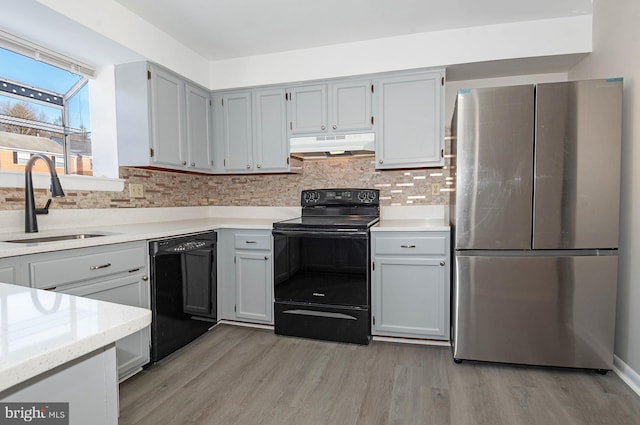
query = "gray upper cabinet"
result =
(220, 92, 253, 172)
(374, 70, 444, 169)
(213, 89, 292, 174)
(252, 88, 289, 172)
(149, 65, 186, 167)
(331, 80, 373, 132)
(287, 85, 328, 135)
(286, 80, 373, 136)
(115, 61, 214, 173)
(185, 83, 214, 172)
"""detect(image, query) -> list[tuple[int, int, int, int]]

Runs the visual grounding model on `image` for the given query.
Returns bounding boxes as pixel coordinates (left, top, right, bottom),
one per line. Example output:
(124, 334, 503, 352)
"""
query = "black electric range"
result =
(272, 189, 379, 345)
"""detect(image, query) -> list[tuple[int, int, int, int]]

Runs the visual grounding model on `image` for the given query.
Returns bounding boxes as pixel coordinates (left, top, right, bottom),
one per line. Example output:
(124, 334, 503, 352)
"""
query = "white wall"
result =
(208, 16, 590, 90)
(35, 0, 210, 87)
(444, 73, 568, 129)
(569, 0, 640, 382)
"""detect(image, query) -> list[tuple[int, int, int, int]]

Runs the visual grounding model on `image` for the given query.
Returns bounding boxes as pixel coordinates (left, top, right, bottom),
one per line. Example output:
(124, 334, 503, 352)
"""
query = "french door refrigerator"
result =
(450, 79, 623, 370)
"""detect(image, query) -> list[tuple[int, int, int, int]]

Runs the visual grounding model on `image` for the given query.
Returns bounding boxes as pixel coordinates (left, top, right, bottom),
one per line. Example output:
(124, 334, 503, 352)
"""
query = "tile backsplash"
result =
(0, 157, 450, 210)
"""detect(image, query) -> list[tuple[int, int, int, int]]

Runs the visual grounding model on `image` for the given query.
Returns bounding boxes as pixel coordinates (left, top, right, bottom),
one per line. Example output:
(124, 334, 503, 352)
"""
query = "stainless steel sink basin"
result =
(5, 233, 106, 243)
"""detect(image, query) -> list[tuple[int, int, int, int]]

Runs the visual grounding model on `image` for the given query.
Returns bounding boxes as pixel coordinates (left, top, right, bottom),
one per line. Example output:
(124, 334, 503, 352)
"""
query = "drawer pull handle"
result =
(400, 245, 416, 248)
(90, 263, 112, 270)
(245, 240, 257, 244)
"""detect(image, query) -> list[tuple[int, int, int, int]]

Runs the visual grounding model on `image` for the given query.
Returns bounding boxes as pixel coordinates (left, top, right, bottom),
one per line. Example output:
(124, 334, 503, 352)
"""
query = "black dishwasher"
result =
(149, 231, 217, 363)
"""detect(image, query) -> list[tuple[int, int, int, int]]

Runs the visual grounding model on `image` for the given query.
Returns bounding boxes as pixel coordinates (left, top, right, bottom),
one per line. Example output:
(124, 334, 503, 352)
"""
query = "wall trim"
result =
(614, 355, 640, 396)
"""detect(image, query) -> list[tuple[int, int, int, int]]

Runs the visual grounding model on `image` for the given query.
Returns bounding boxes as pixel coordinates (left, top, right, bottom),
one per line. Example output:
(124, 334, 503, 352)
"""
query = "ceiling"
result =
(115, 0, 593, 61)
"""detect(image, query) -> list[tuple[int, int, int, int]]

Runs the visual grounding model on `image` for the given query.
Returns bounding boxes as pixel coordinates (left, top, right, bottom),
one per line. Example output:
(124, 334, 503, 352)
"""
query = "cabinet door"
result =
(288, 85, 327, 135)
(375, 71, 444, 169)
(235, 251, 272, 324)
(185, 83, 213, 172)
(331, 80, 373, 132)
(0, 257, 20, 285)
(60, 274, 151, 381)
(222, 92, 253, 172)
(253, 88, 289, 172)
(149, 65, 186, 167)
(372, 257, 448, 339)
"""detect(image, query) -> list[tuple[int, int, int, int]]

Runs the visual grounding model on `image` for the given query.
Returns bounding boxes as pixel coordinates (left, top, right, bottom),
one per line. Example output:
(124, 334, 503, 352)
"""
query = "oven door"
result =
(272, 229, 370, 308)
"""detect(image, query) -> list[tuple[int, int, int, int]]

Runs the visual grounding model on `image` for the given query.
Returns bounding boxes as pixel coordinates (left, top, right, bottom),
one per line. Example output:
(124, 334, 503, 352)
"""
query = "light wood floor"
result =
(119, 324, 640, 425)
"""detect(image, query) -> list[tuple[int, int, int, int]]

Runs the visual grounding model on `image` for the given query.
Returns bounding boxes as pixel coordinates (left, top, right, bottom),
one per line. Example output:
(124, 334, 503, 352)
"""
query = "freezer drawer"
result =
(452, 253, 617, 370)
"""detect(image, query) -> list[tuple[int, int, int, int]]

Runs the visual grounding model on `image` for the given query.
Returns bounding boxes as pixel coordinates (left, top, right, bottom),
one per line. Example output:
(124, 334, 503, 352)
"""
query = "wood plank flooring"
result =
(119, 324, 640, 425)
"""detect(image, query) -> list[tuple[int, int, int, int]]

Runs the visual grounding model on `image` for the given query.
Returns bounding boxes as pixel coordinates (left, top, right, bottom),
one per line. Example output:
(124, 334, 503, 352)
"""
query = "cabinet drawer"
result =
(234, 234, 270, 250)
(29, 243, 147, 289)
(374, 234, 447, 256)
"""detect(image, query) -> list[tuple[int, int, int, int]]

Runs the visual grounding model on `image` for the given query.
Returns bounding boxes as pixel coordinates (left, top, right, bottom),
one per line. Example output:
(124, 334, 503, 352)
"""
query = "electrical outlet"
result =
(431, 183, 441, 196)
(129, 183, 144, 198)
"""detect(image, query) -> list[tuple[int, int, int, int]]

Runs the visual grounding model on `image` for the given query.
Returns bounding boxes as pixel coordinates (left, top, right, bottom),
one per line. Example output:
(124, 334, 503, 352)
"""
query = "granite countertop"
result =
(0, 282, 151, 393)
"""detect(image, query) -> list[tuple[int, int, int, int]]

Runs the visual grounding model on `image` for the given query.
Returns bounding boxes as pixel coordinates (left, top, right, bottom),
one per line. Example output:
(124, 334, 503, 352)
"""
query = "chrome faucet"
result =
(24, 153, 65, 233)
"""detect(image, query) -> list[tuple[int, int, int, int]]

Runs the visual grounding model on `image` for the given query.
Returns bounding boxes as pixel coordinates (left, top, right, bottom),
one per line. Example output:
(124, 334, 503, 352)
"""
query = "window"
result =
(0, 47, 92, 176)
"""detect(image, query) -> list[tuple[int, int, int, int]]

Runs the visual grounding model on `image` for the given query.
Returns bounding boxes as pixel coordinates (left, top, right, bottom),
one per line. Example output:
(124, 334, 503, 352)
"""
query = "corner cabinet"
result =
(371, 231, 450, 340)
(212, 89, 291, 173)
(374, 70, 445, 169)
(286, 80, 373, 136)
(217, 229, 273, 325)
(115, 61, 214, 173)
(20, 242, 151, 381)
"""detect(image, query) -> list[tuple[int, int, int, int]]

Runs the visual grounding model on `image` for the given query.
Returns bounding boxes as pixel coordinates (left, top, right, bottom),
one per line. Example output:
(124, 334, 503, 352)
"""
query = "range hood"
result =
(290, 133, 375, 159)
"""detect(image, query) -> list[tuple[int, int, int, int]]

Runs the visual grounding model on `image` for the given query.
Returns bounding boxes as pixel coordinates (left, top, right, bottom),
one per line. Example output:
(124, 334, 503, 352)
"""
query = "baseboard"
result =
(372, 335, 451, 347)
(217, 319, 274, 331)
(613, 355, 640, 396)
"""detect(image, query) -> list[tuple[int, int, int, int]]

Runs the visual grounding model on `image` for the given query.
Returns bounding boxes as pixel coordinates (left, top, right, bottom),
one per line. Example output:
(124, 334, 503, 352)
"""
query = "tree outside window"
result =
(0, 47, 92, 176)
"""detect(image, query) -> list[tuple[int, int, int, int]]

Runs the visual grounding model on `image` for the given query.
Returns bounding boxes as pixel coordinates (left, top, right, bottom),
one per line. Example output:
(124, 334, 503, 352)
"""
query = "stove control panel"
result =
(301, 189, 379, 207)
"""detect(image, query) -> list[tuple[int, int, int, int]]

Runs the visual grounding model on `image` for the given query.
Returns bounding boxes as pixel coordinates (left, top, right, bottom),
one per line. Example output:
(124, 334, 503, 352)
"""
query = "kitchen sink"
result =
(4, 233, 107, 244)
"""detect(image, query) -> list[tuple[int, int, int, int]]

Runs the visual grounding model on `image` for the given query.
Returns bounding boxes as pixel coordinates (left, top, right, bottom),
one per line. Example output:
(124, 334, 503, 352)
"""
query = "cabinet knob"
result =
(257, 164, 261, 168)
(264, 256, 269, 260)
(142, 275, 149, 281)
(440, 261, 446, 266)
(182, 161, 187, 166)
(191, 162, 196, 167)
(379, 160, 383, 164)
(246, 164, 251, 169)
(321, 125, 326, 130)
(333, 125, 337, 130)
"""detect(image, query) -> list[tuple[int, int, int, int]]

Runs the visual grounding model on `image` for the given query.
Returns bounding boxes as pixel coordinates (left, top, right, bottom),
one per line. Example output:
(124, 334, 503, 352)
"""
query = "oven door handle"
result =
(282, 309, 358, 321)
(272, 229, 368, 238)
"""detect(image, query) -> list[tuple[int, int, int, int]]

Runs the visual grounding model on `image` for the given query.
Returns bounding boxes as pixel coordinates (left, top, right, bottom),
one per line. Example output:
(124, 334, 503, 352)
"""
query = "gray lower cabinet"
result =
(2, 345, 119, 425)
(374, 70, 445, 169)
(371, 231, 450, 340)
(19, 241, 151, 381)
(217, 229, 273, 324)
(59, 274, 151, 381)
(0, 257, 21, 285)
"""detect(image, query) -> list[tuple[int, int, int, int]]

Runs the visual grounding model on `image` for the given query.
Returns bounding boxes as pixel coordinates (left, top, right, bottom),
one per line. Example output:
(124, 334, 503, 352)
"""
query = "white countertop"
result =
(373, 218, 450, 232)
(0, 282, 151, 393)
(0, 205, 450, 258)
(0, 217, 281, 258)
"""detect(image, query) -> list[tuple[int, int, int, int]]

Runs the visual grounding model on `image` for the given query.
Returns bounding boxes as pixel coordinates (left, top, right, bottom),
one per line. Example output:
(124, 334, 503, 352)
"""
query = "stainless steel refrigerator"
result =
(450, 79, 623, 370)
